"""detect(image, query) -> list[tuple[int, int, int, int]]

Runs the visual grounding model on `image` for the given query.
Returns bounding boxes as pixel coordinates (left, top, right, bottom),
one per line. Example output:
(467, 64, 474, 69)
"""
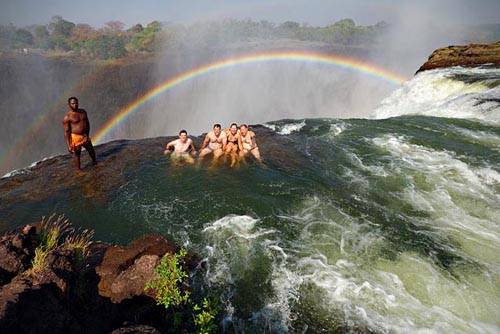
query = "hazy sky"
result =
(1, 0, 499, 27)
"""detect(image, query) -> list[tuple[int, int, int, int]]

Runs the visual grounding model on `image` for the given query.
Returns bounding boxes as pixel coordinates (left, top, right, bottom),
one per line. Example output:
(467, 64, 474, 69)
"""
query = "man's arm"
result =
(222, 132, 227, 150)
(201, 134, 210, 150)
(250, 131, 257, 149)
(189, 139, 197, 153)
(83, 110, 90, 137)
(165, 139, 176, 151)
(62, 115, 72, 152)
(238, 134, 243, 151)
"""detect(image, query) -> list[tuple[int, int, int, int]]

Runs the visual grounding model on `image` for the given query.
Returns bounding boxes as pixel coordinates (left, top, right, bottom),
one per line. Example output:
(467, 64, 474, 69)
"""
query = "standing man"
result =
(62, 97, 97, 171)
(164, 129, 197, 164)
(199, 123, 227, 161)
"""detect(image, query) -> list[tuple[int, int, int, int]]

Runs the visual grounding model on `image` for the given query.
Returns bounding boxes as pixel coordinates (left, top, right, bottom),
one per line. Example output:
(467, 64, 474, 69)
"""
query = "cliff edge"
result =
(417, 41, 500, 73)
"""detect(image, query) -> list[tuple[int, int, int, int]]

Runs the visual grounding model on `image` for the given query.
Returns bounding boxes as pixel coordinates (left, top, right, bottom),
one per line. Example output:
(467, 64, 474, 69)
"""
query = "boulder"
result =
(0, 225, 38, 285)
(96, 235, 177, 303)
(0, 277, 80, 333)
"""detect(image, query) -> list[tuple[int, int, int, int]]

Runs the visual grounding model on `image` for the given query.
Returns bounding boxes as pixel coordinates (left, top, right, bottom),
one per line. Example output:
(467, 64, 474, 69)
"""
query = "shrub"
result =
(193, 298, 218, 334)
(145, 248, 190, 309)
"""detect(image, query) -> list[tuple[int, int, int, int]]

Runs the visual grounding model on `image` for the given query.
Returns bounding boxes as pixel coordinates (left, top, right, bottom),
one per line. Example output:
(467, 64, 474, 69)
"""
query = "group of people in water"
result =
(62, 96, 261, 170)
(164, 123, 261, 167)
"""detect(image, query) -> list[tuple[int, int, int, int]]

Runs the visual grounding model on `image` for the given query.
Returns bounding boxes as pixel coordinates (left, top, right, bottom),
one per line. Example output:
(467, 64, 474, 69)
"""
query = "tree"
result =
(69, 23, 96, 49)
(84, 34, 126, 59)
(33, 25, 51, 49)
(49, 16, 75, 37)
(126, 21, 162, 52)
(13, 29, 34, 47)
(103, 21, 125, 34)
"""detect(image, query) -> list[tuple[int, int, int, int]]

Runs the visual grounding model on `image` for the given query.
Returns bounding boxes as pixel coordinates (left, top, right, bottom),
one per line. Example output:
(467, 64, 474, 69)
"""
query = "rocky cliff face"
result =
(416, 41, 500, 73)
(0, 222, 197, 333)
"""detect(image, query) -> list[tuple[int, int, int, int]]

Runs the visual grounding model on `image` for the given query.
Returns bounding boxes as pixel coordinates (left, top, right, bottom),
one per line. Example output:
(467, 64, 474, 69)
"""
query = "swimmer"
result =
(238, 124, 261, 162)
(164, 129, 197, 164)
(225, 123, 240, 167)
(199, 123, 227, 161)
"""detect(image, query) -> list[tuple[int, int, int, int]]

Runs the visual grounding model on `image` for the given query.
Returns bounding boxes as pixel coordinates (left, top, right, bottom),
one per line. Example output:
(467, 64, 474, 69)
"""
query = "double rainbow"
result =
(93, 51, 407, 143)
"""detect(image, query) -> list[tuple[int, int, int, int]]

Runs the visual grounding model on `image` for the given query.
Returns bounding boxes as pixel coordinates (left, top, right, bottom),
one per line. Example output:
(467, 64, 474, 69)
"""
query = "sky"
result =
(1, 0, 499, 28)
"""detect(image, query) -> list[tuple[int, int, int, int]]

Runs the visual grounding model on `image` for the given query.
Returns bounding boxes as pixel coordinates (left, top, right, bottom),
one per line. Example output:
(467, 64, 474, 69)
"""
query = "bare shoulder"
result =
(249, 130, 256, 137)
(62, 112, 71, 123)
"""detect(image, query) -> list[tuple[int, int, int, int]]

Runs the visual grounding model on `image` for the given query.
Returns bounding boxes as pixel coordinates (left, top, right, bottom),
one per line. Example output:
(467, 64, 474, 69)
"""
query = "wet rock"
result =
(0, 277, 80, 333)
(417, 41, 500, 73)
(0, 226, 38, 285)
(96, 235, 177, 303)
(110, 324, 162, 334)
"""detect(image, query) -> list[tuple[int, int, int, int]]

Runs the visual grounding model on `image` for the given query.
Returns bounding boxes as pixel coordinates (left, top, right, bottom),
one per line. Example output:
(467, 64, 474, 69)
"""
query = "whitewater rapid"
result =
(1, 64, 499, 333)
(373, 66, 500, 122)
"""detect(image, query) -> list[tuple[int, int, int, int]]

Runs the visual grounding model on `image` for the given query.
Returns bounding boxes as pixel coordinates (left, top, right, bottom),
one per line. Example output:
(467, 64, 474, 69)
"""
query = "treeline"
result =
(0, 16, 388, 59)
(0, 16, 161, 59)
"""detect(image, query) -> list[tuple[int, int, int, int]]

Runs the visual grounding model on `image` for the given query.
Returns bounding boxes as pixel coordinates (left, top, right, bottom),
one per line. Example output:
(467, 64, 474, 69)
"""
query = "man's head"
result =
(68, 97, 78, 111)
(179, 129, 188, 142)
(239, 124, 248, 136)
(230, 123, 238, 134)
(213, 123, 221, 136)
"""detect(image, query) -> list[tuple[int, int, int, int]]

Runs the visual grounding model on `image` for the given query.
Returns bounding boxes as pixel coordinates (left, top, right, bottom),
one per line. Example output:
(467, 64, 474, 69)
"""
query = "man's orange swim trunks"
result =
(70, 133, 89, 150)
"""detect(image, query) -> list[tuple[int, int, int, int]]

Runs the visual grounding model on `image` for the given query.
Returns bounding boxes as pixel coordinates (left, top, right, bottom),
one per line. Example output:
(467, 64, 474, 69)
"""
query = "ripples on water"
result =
(1, 66, 500, 333)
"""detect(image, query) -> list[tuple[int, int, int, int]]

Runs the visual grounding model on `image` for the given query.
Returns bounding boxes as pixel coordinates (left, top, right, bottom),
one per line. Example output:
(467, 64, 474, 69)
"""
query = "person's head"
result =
(213, 123, 221, 136)
(179, 129, 188, 142)
(239, 124, 248, 136)
(68, 97, 78, 111)
(229, 123, 238, 134)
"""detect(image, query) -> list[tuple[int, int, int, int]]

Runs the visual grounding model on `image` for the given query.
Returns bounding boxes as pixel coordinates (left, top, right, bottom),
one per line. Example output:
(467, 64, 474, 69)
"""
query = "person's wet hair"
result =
(239, 124, 248, 129)
(68, 97, 78, 104)
(214, 124, 221, 129)
(179, 129, 187, 135)
(230, 123, 238, 128)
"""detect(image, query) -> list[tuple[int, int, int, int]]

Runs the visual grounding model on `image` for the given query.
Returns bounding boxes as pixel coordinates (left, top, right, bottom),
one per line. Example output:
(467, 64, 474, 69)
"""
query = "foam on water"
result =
(1, 155, 57, 179)
(264, 120, 306, 135)
(373, 67, 500, 122)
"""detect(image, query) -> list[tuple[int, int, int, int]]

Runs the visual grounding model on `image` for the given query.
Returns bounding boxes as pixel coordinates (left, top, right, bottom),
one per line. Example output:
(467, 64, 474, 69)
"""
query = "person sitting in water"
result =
(238, 124, 261, 162)
(164, 129, 197, 164)
(62, 97, 97, 171)
(199, 123, 227, 160)
(225, 123, 240, 167)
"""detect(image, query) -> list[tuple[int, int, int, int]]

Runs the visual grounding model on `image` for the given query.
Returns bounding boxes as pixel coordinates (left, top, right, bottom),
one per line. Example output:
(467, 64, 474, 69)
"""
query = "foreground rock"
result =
(417, 41, 500, 73)
(0, 224, 198, 333)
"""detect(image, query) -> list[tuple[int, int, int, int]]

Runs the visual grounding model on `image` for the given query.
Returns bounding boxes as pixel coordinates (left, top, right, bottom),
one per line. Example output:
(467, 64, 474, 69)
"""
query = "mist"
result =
(1, 0, 499, 174)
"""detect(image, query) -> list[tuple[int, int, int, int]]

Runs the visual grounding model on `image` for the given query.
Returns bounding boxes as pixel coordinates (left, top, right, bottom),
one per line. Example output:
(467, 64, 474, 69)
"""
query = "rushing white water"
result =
(373, 66, 500, 122)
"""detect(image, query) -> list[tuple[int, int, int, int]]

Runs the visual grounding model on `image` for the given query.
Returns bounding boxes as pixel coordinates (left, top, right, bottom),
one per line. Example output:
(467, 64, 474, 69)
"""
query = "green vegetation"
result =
(145, 249, 219, 333)
(145, 248, 191, 309)
(0, 16, 388, 59)
(29, 214, 93, 274)
(193, 298, 218, 334)
(30, 214, 70, 273)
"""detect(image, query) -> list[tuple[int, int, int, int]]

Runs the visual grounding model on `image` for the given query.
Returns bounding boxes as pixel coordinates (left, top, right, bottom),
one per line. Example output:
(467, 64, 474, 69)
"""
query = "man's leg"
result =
(74, 147, 82, 170)
(84, 141, 97, 165)
(199, 148, 212, 158)
(251, 147, 261, 161)
(213, 148, 224, 159)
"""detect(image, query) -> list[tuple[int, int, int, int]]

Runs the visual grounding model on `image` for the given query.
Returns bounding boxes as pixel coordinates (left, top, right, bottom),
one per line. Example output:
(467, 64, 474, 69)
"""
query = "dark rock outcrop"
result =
(417, 41, 500, 73)
(0, 225, 38, 285)
(96, 235, 176, 303)
(111, 324, 162, 334)
(0, 225, 197, 333)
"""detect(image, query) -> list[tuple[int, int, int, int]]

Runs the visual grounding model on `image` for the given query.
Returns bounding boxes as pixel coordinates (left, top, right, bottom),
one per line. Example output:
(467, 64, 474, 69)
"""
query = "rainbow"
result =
(93, 51, 407, 143)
